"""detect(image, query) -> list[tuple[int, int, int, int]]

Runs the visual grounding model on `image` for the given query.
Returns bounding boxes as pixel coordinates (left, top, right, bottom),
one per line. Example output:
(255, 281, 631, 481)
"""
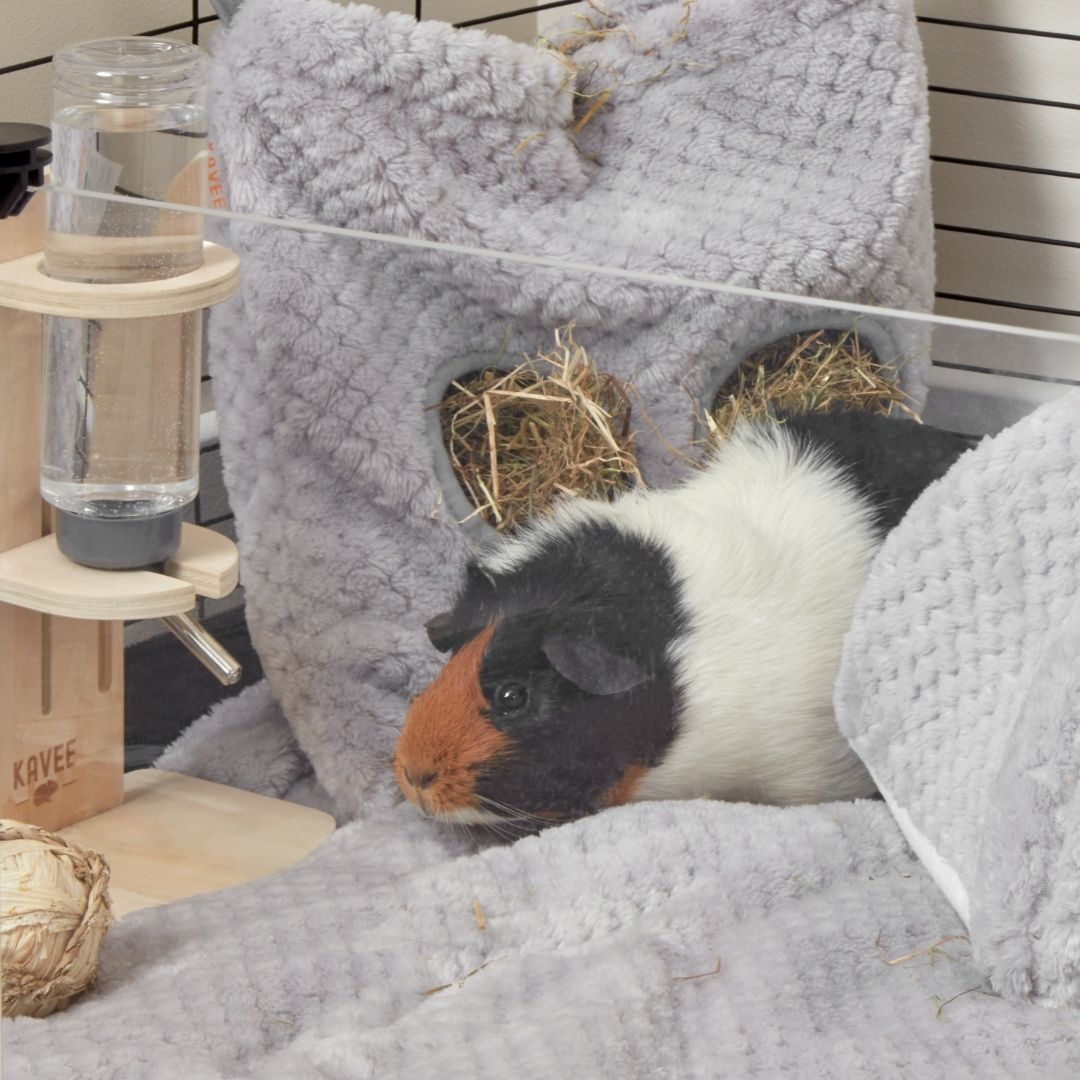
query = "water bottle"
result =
(41, 38, 209, 569)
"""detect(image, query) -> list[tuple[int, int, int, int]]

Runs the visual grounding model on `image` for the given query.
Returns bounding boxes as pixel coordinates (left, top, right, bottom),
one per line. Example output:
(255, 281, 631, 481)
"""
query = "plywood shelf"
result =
(0, 523, 239, 620)
(59, 770, 337, 918)
(0, 241, 240, 319)
(164, 523, 240, 600)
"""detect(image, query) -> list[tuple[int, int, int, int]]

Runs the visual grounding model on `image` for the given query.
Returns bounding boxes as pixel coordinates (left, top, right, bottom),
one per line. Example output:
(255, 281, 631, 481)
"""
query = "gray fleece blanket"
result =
(836, 388, 1080, 1009)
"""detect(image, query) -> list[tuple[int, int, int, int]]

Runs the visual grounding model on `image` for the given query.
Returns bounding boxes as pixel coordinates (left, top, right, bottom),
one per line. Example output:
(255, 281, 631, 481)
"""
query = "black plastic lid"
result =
(56, 507, 183, 570)
(0, 122, 52, 219)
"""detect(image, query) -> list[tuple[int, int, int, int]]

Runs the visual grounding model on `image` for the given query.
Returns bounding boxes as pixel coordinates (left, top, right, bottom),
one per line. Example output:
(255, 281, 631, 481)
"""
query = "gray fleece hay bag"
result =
(164, 0, 936, 818)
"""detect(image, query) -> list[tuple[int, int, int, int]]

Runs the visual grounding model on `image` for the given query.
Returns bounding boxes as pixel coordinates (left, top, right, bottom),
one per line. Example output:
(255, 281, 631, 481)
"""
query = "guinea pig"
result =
(395, 408, 971, 827)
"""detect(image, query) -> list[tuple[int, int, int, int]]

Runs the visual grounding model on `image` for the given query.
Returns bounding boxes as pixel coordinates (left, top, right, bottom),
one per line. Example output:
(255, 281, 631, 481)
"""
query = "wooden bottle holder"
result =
(0, 193, 242, 831)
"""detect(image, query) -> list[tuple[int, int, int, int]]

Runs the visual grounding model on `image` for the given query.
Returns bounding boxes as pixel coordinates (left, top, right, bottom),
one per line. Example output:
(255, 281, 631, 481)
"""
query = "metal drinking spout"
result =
(161, 611, 242, 686)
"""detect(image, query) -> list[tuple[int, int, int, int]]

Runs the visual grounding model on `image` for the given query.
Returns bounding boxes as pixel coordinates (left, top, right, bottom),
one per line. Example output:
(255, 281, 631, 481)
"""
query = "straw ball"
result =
(1, 819, 114, 1018)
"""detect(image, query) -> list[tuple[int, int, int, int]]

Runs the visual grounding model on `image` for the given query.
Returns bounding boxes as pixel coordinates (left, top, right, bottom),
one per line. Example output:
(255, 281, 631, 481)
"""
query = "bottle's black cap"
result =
(57, 507, 184, 570)
(0, 122, 52, 220)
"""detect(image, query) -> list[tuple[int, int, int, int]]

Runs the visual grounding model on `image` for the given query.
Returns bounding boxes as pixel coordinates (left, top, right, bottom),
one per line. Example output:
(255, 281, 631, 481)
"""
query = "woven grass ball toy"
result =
(1, 820, 114, 1018)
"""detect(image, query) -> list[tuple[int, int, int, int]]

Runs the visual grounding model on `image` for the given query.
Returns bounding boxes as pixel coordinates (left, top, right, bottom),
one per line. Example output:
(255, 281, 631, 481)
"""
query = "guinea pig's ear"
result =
(542, 635, 647, 696)
(425, 562, 497, 652)
(425, 611, 464, 653)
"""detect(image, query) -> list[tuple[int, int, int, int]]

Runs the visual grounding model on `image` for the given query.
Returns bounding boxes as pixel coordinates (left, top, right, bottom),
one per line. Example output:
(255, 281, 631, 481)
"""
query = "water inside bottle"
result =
(46, 103, 207, 283)
(42, 103, 207, 520)
(41, 312, 203, 519)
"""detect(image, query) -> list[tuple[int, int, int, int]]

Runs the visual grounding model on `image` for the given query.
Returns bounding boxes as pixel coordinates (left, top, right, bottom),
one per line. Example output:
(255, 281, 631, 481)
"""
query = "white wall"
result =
(917, 0, 1080, 336)
(0, 1, 538, 126)
(1, 2, 195, 127)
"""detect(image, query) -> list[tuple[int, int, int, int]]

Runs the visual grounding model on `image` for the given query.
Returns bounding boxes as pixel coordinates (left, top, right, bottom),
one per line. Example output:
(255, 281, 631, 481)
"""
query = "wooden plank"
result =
(0, 607, 125, 833)
(0, 192, 46, 555)
(0, 242, 240, 318)
(60, 769, 336, 918)
(935, 230, 1080, 316)
(0, 536, 197, 620)
(922, 23, 1080, 104)
(917, 0, 1080, 37)
(165, 524, 240, 599)
(0, 191, 126, 832)
(935, 296, 1080, 338)
(0, 525, 236, 620)
(931, 161, 1080, 241)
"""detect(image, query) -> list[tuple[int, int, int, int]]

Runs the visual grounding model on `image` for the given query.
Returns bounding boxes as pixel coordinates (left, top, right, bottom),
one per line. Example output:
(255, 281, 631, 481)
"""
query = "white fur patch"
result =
(482, 421, 880, 806)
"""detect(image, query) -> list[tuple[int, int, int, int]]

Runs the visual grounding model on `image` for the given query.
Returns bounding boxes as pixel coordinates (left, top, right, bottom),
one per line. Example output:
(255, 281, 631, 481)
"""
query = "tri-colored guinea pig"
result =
(395, 408, 969, 827)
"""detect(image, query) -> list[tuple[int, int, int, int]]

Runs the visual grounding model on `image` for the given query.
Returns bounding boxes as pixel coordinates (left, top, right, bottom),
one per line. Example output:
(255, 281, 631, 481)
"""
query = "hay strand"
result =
(422, 957, 500, 997)
(672, 956, 722, 983)
(931, 983, 992, 1022)
(709, 326, 917, 443)
(473, 899, 488, 931)
(886, 935, 969, 967)
(513, 131, 549, 155)
(438, 325, 640, 532)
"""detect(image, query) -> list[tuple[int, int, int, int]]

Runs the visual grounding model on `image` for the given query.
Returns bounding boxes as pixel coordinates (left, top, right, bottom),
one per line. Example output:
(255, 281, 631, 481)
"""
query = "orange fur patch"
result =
(601, 763, 647, 807)
(395, 623, 511, 814)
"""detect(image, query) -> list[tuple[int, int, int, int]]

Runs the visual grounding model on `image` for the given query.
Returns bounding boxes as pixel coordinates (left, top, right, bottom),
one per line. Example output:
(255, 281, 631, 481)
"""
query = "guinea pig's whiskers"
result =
(476, 795, 551, 829)
(479, 819, 518, 845)
(476, 794, 546, 821)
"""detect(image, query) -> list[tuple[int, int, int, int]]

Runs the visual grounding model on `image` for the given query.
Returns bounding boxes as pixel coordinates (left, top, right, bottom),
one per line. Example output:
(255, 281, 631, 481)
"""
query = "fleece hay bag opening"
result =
(159, 0, 937, 818)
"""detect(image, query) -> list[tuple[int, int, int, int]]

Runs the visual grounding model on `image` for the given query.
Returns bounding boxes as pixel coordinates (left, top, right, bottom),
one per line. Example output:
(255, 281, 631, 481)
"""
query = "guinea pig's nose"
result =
(405, 767, 438, 790)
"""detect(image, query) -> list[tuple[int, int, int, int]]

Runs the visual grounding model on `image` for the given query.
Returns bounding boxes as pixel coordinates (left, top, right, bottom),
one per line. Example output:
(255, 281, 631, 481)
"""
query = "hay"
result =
(438, 325, 641, 532)
(931, 984, 992, 1022)
(708, 326, 917, 443)
(885, 935, 969, 968)
(672, 956, 722, 983)
(473, 899, 488, 931)
(440, 324, 914, 531)
(422, 958, 501, 997)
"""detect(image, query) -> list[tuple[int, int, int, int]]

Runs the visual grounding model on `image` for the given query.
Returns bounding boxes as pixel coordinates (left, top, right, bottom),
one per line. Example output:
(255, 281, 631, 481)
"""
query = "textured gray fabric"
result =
(836, 390, 1080, 1006)
(160, 0, 936, 819)
(159, 682, 309, 797)
(18, 5, 1052, 1073)
(8, 798, 1080, 1078)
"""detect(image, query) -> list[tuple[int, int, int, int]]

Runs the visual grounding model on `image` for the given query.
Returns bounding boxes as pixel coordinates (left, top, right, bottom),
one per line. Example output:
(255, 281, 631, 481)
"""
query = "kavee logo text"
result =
(12, 740, 77, 806)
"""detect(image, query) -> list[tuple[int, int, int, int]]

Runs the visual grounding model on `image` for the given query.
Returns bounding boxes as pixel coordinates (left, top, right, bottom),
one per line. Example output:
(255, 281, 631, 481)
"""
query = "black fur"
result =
(434, 522, 687, 820)
(775, 408, 973, 535)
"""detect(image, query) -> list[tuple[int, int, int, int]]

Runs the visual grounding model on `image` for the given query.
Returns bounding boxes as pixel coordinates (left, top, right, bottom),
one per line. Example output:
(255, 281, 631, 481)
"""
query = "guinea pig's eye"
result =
(494, 682, 529, 716)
